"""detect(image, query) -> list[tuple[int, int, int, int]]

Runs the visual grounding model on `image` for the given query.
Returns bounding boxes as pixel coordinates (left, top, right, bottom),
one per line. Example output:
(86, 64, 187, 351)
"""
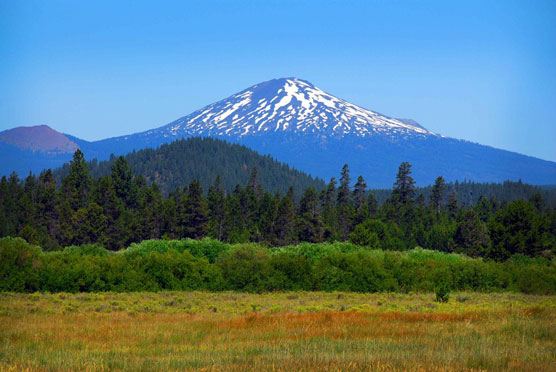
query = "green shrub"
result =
(216, 245, 272, 292)
(0, 238, 555, 294)
(435, 284, 450, 303)
(0, 237, 41, 292)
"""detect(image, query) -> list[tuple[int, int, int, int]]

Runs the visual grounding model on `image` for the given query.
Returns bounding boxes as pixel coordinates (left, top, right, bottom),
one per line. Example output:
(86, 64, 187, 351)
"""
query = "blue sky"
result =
(1, 0, 555, 161)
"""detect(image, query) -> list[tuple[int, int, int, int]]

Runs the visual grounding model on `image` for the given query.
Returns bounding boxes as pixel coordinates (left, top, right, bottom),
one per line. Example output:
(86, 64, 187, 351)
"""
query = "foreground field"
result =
(1, 292, 556, 372)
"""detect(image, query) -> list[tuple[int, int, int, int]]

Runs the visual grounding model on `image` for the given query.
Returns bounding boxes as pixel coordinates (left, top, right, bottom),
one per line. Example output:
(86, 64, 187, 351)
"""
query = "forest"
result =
(52, 137, 326, 196)
(1, 147, 555, 261)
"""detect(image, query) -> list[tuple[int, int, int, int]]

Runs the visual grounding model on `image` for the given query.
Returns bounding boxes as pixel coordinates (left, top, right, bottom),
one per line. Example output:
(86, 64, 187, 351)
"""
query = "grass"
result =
(1, 291, 556, 371)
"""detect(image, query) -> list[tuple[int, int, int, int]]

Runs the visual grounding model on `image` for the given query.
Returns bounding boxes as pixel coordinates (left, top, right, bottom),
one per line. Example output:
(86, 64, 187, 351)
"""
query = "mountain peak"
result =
(0, 125, 79, 154)
(158, 78, 435, 139)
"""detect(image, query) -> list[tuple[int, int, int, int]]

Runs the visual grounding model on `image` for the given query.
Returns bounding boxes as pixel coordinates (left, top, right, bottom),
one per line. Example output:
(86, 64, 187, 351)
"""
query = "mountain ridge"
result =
(1, 77, 555, 187)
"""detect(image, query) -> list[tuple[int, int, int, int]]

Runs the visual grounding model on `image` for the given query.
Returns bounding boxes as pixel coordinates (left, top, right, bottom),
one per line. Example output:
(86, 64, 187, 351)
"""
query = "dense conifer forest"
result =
(52, 137, 326, 196)
(1, 145, 555, 261)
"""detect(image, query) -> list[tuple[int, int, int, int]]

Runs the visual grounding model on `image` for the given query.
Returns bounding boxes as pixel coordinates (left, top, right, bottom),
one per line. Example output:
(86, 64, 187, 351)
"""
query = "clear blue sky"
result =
(1, 0, 555, 161)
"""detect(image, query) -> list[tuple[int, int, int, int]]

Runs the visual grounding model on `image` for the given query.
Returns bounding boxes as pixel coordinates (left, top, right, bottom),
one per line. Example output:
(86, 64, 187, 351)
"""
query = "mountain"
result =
(53, 137, 325, 197)
(90, 77, 556, 187)
(92, 78, 435, 153)
(2, 78, 556, 187)
(0, 125, 78, 176)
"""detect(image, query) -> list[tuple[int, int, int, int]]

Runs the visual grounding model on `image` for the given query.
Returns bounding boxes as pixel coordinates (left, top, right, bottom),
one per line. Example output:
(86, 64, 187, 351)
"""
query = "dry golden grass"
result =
(1, 292, 555, 371)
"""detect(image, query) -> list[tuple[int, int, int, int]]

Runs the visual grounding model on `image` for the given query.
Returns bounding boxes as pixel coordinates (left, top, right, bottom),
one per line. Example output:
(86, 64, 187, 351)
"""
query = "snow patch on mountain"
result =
(154, 78, 436, 139)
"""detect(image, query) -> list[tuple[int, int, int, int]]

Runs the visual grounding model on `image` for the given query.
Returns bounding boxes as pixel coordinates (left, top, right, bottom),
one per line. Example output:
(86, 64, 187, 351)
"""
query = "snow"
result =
(160, 77, 436, 139)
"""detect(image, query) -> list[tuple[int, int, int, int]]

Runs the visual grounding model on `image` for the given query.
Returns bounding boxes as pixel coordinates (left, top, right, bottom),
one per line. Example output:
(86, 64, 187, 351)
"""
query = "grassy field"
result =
(1, 292, 556, 372)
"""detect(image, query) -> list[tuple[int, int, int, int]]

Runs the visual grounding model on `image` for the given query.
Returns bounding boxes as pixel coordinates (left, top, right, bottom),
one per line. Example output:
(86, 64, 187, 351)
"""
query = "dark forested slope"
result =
(53, 137, 325, 196)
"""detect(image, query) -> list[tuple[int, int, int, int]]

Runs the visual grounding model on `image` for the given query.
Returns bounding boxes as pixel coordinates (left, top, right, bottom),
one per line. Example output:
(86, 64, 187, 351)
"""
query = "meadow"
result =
(1, 291, 556, 372)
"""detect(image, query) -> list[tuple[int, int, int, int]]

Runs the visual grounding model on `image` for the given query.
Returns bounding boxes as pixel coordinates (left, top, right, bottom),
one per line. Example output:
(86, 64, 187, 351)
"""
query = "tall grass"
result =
(1, 292, 555, 372)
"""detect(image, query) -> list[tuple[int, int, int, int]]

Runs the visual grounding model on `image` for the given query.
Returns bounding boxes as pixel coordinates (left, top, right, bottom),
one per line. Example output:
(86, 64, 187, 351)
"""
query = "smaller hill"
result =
(54, 137, 325, 196)
(0, 125, 79, 176)
(0, 125, 78, 154)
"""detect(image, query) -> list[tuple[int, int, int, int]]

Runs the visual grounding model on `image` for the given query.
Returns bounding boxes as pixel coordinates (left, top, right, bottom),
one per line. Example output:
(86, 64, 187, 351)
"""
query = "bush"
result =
(435, 284, 450, 303)
(0, 238, 555, 294)
(0, 237, 41, 292)
(216, 245, 272, 292)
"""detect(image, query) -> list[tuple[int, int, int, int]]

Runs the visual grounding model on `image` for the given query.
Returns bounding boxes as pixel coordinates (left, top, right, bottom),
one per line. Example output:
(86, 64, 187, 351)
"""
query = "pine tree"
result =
(392, 162, 416, 206)
(138, 183, 163, 240)
(161, 197, 178, 239)
(62, 149, 90, 211)
(430, 176, 446, 213)
(246, 167, 262, 201)
(223, 186, 249, 243)
(110, 156, 136, 208)
(452, 210, 490, 257)
(297, 187, 324, 243)
(245, 168, 263, 238)
(20, 173, 37, 231)
(337, 164, 353, 240)
(367, 193, 378, 217)
(76, 202, 107, 244)
(180, 180, 209, 239)
(447, 189, 459, 219)
(258, 191, 280, 244)
(321, 177, 337, 239)
(275, 187, 296, 246)
(36, 170, 59, 250)
(474, 196, 492, 222)
(208, 176, 226, 240)
(352, 175, 368, 226)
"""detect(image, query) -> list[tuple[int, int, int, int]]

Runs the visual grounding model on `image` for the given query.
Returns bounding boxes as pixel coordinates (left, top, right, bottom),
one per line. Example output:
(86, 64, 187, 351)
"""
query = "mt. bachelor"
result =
(1, 78, 555, 187)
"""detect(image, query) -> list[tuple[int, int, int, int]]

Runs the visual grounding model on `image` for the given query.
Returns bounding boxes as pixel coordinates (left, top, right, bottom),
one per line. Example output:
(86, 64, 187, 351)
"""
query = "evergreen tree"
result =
(474, 196, 493, 222)
(20, 173, 37, 226)
(245, 168, 263, 239)
(246, 167, 262, 201)
(337, 164, 353, 240)
(352, 175, 369, 226)
(223, 186, 249, 243)
(61, 149, 90, 211)
(452, 210, 490, 257)
(367, 193, 378, 218)
(36, 170, 59, 250)
(529, 192, 545, 213)
(91, 176, 120, 223)
(207, 176, 226, 241)
(76, 202, 107, 244)
(297, 187, 324, 243)
(488, 200, 548, 260)
(138, 183, 163, 240)
(258, 191, 280, 245)
(321, 177, 337, 239)
(179, 180, 209, 239)
(447, 189, 459, 219)
(392, 162, 416, 206)
(111, 156, 136, 208)
(430, 176, 446, 213)
(275, 187, 296, 246)
(161, 197, 178, 239)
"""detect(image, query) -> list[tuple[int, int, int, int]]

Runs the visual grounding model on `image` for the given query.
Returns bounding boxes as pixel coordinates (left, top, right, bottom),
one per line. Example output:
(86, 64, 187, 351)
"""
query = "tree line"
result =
(1, 149, 555, 260)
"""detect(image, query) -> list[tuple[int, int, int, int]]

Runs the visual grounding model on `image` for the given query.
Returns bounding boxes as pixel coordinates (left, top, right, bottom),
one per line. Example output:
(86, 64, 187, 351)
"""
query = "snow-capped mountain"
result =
(156, 78, 434, 139)
(2, 77, 555, 187)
